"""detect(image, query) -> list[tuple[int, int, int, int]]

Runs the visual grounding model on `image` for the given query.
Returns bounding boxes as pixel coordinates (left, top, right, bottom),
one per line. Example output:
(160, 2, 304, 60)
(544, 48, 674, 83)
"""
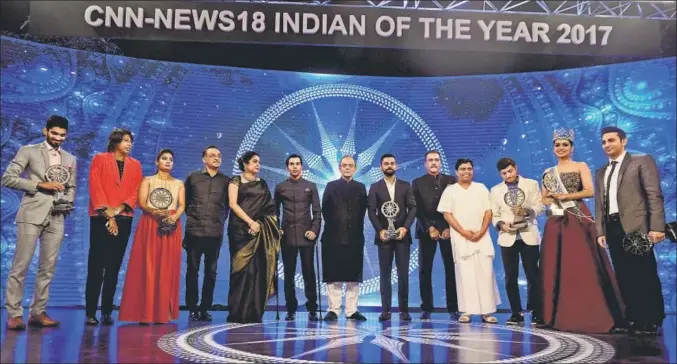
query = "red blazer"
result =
(88, 152, 143, 217)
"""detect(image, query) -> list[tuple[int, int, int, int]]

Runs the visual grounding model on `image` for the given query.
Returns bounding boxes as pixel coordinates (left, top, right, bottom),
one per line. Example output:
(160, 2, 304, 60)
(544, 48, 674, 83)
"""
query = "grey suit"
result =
(594, 152, 665, 327)
(1, 142, 76, 317)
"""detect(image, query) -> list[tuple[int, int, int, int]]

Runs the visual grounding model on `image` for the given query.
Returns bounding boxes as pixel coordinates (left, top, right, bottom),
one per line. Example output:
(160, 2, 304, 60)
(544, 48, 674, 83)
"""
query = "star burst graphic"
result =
(260, 100, 423, 196)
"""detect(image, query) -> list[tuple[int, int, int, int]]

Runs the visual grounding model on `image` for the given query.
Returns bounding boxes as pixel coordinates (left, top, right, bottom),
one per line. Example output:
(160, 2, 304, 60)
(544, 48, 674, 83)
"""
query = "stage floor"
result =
(1, 309, 674, 363)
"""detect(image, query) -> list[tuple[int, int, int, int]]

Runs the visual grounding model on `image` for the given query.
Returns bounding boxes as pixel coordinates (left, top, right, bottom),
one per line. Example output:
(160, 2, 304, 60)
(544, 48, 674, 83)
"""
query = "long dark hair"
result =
(237, 151, 259, 172)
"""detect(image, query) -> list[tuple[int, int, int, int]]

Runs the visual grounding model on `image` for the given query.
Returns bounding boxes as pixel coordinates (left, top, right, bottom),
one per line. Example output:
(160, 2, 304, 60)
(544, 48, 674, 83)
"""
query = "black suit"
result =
(368, 179, 417, 313)
(412, 173, 459, 313)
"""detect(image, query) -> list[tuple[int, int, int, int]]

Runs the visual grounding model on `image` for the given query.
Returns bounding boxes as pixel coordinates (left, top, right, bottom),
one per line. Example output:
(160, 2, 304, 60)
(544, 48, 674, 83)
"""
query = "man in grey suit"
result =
(595, 126, 666, 336)
(1, 115, 77, 330)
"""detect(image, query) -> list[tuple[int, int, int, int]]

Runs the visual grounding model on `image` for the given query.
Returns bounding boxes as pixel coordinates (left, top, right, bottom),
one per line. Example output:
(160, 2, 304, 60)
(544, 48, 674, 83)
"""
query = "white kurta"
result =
(437, 182, 501, 315)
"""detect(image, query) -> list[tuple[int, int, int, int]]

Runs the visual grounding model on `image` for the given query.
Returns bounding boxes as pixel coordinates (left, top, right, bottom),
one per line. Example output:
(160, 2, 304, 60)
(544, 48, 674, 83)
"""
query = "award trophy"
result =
(381, 200, 400, 241)
(623, 231, 654, 256)
(503, 188, 528, 230)
(542, 170, 576, 211)
(45, 165, 74, 214)
(150, 187, 175, 235)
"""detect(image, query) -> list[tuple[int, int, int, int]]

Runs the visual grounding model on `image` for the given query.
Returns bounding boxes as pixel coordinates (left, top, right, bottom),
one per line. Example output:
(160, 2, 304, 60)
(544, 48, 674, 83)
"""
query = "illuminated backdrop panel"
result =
(1, 36, 675, 312)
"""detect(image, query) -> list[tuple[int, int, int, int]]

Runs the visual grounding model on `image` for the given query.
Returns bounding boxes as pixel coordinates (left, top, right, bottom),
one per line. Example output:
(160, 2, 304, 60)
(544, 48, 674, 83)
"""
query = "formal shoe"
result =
(378, 312, 391, 322)
(139, 322, 150, 326)
(7, 316, 26, 330)
(531, 316, 546, 327)
(28, 312, 60, 327)
(200, 312, 213, 322)
(610, 326, 628, 334)
(190, 311, 201, 321)
(635, 324, 660, 336)
(86, 316, 99, 326)
(323, 312, 338, 321)
(506, 313, 524, 326)
(450, 311, 460, 320)
(348, 312, 367, 321)
(308, 312, 319, 321)
(420, 311, 432, 320)
(101, 314, 114, 326)
(285, 313, 295, 321)
(400, 312, 412, 321)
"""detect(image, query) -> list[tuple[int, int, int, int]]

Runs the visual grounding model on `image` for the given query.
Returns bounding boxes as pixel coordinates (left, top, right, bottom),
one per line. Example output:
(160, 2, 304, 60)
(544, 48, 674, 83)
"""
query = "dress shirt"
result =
(604, 151, 626, 215)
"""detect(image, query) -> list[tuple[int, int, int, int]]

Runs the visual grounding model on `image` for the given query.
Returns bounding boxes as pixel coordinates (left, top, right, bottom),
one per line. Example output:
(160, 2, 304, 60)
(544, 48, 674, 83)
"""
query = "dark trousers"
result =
(378, 243, 411, 312)
(281, 245, 318, 313)
(418, 235, 458, 313)
(500, 239, 541, 316)
(606, 215, 665, 326)
(184, 234, 222, 312)
(85, 217, 133, 316)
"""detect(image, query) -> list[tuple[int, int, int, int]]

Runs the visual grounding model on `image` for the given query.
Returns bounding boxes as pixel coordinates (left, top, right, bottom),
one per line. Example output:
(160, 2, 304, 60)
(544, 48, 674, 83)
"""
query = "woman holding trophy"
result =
(119, 149, 185, 324)
(539, 129, 625, 334)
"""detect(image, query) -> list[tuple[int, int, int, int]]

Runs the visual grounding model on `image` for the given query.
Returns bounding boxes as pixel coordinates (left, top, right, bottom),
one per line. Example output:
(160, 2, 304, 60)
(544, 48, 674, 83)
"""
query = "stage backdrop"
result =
(1, 36, 675, 312)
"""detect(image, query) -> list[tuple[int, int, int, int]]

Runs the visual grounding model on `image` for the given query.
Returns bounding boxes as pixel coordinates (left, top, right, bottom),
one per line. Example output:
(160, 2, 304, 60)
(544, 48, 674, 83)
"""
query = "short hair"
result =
(106, 128, 134, 153)
(286, 154, 303, 166)
(339, 155, 355, 166)
(156, 148, 174, 161)
(455, 158, 473, 170)
(424, 150, 441, 160)
(496, 158, 516, 171)
(45, 115, 69, 130)
(601, 126, 627, 140)
(237, 151, 259, 172)
(380, 153, 396, 163)
(202, 145, 220, 157)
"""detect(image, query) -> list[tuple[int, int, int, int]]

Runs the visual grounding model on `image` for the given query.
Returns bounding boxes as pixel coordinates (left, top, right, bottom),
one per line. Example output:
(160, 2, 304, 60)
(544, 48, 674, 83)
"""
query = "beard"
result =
(383, 169, 395, 177)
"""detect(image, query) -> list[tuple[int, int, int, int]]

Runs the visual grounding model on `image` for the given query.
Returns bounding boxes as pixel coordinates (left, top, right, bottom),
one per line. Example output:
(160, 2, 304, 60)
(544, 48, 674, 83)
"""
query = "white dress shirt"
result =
(44, 141, 62, 166)
(385, 178, 396, 201)
(604, 151, 626, 214)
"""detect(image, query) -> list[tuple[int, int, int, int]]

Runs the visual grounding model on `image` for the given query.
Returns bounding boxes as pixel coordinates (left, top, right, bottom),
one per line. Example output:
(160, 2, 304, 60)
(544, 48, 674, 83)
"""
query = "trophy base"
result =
(52, 201, 74, 215)
(512, 222, 528, 230)
(385, 231, 400, 241)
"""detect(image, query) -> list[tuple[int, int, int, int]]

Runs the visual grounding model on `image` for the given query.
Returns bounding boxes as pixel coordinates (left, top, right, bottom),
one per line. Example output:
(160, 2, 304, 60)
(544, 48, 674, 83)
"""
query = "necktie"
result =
(604, 161, 618, 216)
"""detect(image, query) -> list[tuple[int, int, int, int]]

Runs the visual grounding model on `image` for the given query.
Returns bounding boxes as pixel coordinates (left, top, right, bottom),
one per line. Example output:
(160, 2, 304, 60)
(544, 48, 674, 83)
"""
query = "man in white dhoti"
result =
(437, 158, 500, 324)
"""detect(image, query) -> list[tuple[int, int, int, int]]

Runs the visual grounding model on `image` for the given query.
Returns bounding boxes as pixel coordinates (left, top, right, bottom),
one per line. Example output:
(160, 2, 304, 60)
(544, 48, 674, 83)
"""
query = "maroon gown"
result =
(540, 172, 625, 333)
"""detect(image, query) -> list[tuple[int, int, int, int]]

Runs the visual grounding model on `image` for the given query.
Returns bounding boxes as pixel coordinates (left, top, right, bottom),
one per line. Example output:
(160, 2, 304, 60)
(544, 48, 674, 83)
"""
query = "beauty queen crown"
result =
(553, 128, 575, 142)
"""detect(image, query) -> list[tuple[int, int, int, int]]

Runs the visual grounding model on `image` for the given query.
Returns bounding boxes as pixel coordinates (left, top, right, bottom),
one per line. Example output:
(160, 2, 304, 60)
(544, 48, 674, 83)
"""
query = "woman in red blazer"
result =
(85, 128, 143, 326)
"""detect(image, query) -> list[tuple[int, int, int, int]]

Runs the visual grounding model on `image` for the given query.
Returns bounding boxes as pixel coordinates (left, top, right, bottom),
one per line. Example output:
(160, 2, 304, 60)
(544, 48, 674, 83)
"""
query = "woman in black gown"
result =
(227, 151, 281, 323)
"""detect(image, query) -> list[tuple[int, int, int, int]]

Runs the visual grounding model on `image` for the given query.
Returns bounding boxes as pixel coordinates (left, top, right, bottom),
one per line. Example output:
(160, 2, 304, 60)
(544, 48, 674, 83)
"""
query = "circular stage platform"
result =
(158, 315, 616, 363)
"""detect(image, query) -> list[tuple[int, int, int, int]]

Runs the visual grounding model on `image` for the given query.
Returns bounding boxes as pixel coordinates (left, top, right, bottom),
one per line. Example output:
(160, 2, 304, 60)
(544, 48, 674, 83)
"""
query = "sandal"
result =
(458, 314, 471, 323)
(482, 315, 498, 324)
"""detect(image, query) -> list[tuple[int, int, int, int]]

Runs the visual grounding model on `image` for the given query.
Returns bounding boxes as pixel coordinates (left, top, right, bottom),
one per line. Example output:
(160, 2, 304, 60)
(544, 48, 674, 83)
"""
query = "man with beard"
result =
(368, 154, 417, 321)
(274, 154, 322, 321)
(183, 146, 230, 322)
(321, 156, 368, 321)
(411, 150, 459, 320)
(2, 115, 76, 330)
(438, 158, 500, 324)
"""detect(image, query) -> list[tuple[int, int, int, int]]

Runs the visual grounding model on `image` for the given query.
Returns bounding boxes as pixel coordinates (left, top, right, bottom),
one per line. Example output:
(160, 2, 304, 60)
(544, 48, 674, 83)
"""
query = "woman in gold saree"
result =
(227, 151, 281, 323)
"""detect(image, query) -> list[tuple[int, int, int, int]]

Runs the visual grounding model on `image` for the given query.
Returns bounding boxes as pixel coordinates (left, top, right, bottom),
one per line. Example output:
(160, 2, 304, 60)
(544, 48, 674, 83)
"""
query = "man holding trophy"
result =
(490, 158, 544, 326)
(367, 154, 417, 321)
(2, 115, 76, 330)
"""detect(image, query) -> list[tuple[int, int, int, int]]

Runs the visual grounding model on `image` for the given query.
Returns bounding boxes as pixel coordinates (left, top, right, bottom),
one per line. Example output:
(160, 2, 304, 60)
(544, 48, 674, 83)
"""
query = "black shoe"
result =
(309, 312, 319, 321)
(450, 312, 460, 320)
(348, 312, 367, 321)
(531, 316, 546, 327)
(506, 313, 524, 326)
(86, 316, 99, 326)
(199, 312, 212, 322)
(610, 326, 628, 334)
(635, 324, 660, 336)
(102, 314, 114, 326)
(420, 311, 432, 320)
(323, 312, 338, 321)
(400, 312, 412, 321)
(285, 312, 295, 321)
(190, 311, 201, 321)
(378, 312, 391, 322)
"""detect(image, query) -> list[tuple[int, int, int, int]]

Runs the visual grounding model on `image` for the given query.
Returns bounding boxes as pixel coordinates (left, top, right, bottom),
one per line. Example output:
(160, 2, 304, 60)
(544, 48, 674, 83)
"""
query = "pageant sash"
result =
(542, 166, 577, 215)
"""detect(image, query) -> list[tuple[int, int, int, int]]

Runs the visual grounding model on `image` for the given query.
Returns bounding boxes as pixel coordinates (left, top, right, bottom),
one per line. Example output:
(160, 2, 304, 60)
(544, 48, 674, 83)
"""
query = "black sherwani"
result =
(321, 178, 367, 283)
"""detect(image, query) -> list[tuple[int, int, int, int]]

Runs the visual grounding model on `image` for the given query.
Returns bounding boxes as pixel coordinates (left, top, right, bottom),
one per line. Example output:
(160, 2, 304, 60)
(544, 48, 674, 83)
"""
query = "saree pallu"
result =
(227, 215, 281, 323)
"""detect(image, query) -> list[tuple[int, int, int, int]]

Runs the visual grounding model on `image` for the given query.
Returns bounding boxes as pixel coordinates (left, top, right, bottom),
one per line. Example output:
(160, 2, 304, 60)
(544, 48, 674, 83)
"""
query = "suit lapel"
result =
(109, 153, 122, 185)
(40, 143, 50, 172)
(616, 153, 631, 189)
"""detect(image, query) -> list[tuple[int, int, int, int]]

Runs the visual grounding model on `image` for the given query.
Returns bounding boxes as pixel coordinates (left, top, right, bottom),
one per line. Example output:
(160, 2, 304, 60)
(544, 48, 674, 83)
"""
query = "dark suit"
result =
(274, 178, 322, 313)
(412, 173, 458, 313)
(368, 179, 417, 313)
(594, 152, 666, 327)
